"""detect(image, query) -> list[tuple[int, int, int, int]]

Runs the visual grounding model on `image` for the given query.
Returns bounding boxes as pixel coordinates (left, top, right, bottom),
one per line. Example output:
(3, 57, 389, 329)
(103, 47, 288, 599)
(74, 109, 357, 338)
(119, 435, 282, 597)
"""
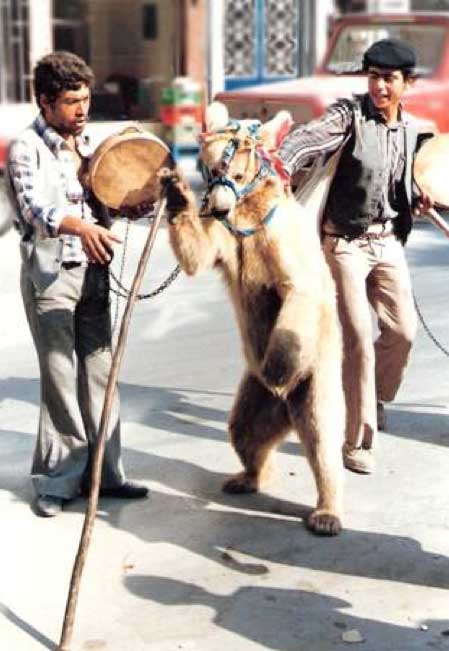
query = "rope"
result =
(413, 290, 449, 357)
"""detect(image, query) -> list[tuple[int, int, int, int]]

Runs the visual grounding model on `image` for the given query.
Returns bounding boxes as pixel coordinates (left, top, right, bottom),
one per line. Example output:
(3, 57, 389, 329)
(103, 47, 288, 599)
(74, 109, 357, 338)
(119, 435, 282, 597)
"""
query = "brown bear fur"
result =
(160, 105, 345, 535)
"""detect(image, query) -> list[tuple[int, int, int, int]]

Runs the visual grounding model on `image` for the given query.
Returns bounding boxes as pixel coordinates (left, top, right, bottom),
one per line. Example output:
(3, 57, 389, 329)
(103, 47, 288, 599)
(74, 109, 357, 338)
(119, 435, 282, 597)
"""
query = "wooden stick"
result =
(59, 196, 167, 651)
(425, 207, 449, 239)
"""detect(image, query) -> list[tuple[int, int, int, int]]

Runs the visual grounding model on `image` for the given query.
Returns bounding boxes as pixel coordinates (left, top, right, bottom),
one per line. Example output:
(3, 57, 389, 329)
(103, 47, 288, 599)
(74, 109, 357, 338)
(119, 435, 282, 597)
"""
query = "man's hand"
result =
(414, 191, 433, 216)
(79, 222, 122, 264)
(59, 216, 122, 264)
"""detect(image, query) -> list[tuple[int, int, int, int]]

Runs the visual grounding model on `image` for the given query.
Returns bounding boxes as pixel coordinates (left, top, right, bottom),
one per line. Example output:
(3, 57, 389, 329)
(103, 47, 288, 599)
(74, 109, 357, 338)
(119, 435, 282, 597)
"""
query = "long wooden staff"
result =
(59, 193, 167, 651)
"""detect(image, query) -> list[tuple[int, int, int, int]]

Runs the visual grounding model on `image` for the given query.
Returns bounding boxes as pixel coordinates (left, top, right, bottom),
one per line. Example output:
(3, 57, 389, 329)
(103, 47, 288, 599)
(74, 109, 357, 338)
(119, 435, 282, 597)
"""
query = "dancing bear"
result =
(160, 102, 345, 535)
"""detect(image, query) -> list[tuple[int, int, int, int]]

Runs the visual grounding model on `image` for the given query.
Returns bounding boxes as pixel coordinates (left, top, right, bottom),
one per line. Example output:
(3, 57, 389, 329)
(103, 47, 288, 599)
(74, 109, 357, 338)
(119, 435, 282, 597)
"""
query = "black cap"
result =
(362, 38, 416, 71)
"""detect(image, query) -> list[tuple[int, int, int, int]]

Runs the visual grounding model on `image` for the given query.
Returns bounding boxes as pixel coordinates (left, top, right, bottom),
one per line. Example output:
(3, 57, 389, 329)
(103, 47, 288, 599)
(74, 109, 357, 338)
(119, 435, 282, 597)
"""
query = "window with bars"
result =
(224, 0, 300, 89)
(52, 0, 89, 60)
(0, 0, 31, 102)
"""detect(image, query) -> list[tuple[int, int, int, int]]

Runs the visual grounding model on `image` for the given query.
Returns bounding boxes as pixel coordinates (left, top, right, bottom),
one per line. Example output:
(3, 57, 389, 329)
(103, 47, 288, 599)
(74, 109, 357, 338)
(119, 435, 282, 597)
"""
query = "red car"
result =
(216, 12, 449, 133)
(0, 137, 7, 172)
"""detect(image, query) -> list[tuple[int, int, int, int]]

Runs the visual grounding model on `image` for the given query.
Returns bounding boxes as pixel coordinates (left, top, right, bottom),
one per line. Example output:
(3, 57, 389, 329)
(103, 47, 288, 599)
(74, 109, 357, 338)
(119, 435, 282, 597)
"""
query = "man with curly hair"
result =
(6, 51, 148, 516)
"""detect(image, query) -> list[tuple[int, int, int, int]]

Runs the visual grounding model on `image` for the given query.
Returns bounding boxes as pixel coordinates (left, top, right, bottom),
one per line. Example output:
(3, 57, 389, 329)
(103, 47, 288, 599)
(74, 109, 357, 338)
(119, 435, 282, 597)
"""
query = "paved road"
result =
(0, 175, 448, 651)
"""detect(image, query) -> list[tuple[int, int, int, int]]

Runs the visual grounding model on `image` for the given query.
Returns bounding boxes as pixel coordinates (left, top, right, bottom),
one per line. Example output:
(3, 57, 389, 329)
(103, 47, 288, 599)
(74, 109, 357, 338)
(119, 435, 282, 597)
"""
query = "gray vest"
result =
(6, 123, 110, 293)
(324, 96, 420, 243)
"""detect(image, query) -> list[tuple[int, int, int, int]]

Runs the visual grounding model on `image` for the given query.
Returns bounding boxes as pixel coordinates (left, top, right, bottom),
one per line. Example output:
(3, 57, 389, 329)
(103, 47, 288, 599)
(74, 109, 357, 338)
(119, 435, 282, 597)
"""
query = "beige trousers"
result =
(21, 264, 125, 499)
(323, 233, 417, 449)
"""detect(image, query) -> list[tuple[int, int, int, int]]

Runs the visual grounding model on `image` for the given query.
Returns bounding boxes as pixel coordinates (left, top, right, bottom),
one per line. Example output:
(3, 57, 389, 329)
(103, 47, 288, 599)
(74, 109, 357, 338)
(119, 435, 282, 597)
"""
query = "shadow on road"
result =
(125, 576, 449, 651)
(1, 376, 447, 455)
(2, 422, 449, 650)
(385, 402, 449, 447)
(1, 425, 448, 591)
(90, 446, 449, 590)
(0, 604, 57, 651)
(0, 376, 302, 454)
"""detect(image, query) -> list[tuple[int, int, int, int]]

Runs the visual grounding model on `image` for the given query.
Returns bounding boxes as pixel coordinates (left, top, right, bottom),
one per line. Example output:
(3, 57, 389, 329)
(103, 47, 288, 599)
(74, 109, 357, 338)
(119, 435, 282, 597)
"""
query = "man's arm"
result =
(277, 101, 353, 177)
(8, 138, 121, 264)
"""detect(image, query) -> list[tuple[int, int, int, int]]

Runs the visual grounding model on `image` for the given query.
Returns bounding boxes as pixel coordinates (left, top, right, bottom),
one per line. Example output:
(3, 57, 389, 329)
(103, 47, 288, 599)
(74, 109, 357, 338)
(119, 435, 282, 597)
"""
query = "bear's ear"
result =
(260, 110, 293, 150)
(205, 101, 229, 133)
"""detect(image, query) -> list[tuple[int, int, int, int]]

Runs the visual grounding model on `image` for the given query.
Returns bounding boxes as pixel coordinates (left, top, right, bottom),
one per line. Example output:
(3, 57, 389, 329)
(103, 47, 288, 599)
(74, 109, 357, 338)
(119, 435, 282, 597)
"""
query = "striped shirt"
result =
(8, 113, 96, 263)
(278, 95, 406, 223)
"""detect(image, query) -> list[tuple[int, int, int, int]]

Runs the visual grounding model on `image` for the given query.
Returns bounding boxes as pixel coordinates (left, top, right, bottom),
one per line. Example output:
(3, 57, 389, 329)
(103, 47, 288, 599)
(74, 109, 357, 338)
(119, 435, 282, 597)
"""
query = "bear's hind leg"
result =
(223, 372, 290, 494)
(287, 378, 344, 536)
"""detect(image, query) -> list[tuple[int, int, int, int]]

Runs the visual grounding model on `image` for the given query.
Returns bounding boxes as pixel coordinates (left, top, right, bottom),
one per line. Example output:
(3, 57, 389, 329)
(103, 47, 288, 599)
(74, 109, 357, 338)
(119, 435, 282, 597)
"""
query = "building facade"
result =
(0, 0, 207, 119)
(0, 1, 339, 113)
(221, 0, 335, 90)
(3, 0, 449, 113)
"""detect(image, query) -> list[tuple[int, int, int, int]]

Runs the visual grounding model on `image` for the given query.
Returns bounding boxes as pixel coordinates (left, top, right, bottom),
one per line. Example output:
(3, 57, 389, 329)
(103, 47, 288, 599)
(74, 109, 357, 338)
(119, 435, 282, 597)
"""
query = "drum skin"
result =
(89, 128, 173, 210)
(414, 133, 449, 208)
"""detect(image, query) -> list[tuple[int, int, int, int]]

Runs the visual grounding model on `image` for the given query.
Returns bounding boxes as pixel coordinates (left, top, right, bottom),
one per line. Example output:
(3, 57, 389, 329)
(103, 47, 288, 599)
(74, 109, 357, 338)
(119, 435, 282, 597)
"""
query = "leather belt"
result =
(358, 229, 394, 240)
(323, 220, 394, 241)
(61, 261, 83, 270)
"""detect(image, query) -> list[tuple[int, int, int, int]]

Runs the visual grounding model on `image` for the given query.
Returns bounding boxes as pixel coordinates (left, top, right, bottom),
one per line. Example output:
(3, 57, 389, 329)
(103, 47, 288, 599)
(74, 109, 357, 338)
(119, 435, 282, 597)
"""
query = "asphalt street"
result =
(0, 168, 448, 651)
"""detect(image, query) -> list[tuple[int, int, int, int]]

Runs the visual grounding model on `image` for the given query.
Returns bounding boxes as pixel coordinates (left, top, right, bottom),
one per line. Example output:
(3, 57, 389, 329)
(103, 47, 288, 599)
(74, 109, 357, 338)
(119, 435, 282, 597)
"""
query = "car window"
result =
(326, 24, 446, 77)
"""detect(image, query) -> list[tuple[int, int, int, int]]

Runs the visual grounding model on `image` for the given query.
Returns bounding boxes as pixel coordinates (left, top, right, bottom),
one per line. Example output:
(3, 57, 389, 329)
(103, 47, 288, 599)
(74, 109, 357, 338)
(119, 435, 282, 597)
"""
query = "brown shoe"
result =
(343, 443, 374, 474)
(377, 401, 386, 431)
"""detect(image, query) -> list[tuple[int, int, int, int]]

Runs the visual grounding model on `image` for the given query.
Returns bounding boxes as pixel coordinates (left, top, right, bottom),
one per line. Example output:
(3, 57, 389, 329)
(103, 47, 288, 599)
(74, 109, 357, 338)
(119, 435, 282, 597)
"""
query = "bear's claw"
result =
(222, 473, 258, 494)
(307, 510, 342, 536)
(158, 167, 179, 184)
(158, 168, 190, 211)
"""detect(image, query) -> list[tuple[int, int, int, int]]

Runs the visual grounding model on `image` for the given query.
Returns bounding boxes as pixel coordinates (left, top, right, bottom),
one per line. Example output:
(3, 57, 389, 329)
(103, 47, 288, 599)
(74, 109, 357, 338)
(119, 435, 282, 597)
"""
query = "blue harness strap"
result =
(201, 119, 279, 237)
(206, 155, 275, 201)
(216, 203, 278, 238)
(221, 138, 239, 169)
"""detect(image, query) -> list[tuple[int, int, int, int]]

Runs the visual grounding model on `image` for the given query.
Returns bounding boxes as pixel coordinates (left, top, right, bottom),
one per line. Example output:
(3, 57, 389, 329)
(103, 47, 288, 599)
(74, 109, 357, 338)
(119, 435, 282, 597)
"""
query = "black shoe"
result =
(98, 481, 149, 499)
(34, 495, 64, 517)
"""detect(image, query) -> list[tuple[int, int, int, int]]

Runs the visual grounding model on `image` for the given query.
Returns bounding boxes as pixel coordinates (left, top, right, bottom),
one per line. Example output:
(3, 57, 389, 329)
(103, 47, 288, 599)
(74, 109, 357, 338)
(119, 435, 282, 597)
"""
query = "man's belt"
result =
(323, 220, 394, 240)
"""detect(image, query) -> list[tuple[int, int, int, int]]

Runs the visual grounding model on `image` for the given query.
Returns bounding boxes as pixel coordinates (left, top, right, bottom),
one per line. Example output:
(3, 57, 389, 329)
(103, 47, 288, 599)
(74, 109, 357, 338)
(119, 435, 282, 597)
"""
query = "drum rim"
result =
(89, 131, 173, 209)
(414, 133, 449, 209)
(90, 132, 170, 171)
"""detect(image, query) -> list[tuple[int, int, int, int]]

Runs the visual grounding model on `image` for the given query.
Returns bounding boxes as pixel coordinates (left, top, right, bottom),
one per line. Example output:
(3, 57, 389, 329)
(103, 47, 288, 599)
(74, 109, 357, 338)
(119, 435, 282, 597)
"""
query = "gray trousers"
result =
(21, 263, 125, 499)
(323, 233, 417, 450)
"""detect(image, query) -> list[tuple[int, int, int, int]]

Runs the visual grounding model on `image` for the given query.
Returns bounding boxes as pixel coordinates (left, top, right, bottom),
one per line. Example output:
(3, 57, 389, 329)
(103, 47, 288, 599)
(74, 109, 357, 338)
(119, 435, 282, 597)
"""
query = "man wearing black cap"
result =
(277, 38, 432, 474)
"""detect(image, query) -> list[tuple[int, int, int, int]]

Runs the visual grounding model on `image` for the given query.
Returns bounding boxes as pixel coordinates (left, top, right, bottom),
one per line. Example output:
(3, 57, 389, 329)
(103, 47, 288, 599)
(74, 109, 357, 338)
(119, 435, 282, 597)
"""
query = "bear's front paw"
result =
(158, 167, 191, 212)
(262, 329, 302, 390)
(307, 509, 342, 536)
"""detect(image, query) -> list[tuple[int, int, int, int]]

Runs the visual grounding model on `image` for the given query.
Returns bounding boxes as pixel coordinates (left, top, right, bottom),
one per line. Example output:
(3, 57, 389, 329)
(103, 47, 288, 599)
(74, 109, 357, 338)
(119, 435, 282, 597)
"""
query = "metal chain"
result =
(111, 218, 131, 338)
(413, 290, 449, 358)
(110, 263, 181, 301)
(108, 210, 181, 308)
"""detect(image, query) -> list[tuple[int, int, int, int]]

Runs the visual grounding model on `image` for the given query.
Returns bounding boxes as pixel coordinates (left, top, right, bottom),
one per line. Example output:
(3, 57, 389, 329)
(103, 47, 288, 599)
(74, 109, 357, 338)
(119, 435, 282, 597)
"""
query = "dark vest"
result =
(324, 95, 421, 244)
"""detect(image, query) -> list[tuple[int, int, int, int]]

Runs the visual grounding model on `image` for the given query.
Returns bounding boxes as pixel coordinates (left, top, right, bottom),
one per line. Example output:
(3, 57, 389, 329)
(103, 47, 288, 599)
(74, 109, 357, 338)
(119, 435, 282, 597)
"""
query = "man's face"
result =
(367, 66, 411, 113)
(40, 84, 90, 137)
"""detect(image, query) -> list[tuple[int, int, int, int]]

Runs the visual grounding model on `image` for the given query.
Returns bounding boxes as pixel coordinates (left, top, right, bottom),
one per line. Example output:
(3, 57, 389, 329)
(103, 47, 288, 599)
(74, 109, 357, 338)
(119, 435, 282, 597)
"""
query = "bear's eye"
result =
(233, 173, 244, 182)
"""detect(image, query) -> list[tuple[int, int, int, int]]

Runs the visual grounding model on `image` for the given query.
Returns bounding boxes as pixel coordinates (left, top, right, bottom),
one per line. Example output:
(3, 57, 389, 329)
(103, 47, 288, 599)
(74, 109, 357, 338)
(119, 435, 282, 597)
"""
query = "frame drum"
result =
(89, 127, 173, 210)
(414, 134, 449, 208)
